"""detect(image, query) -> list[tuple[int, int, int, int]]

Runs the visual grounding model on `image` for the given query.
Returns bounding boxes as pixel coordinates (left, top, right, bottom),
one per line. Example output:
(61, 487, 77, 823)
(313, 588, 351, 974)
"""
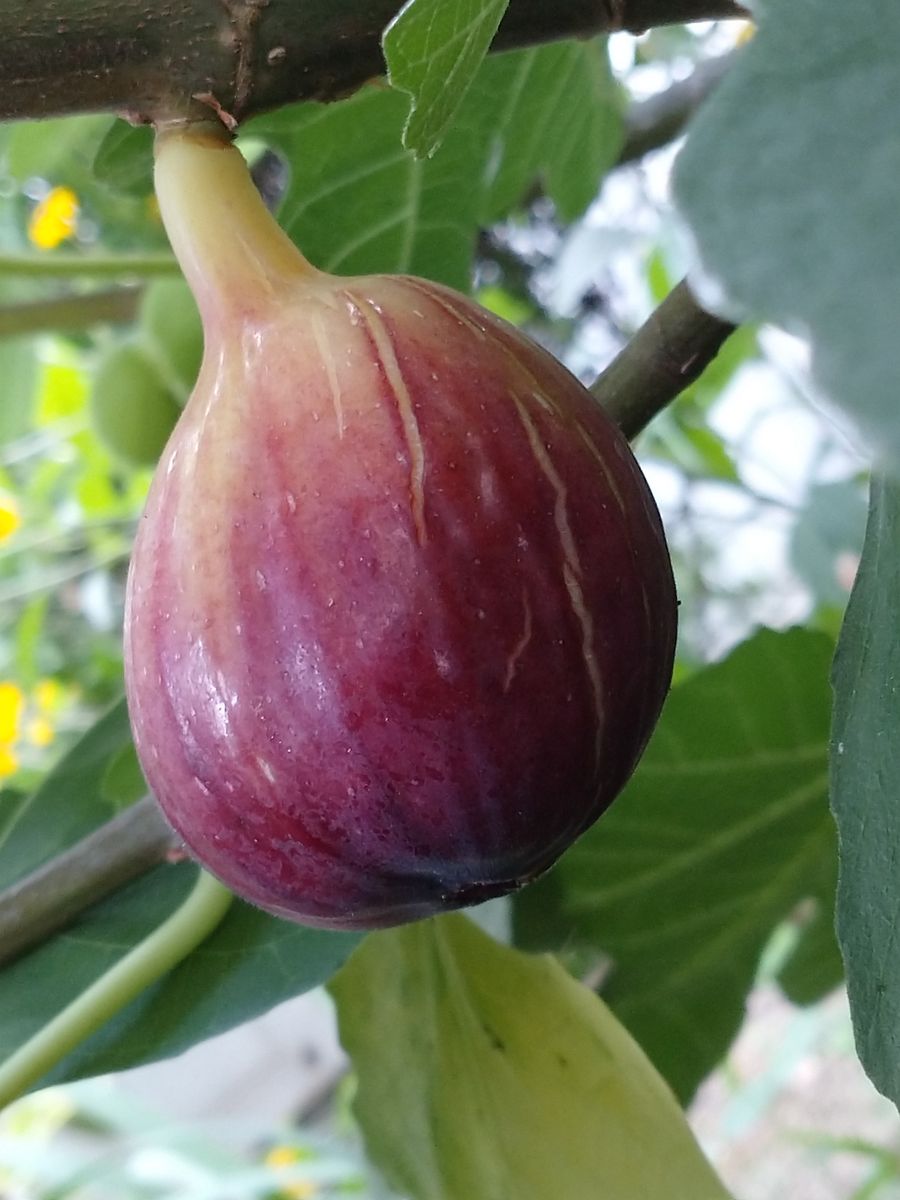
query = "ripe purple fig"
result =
(124, 125, 677, 930)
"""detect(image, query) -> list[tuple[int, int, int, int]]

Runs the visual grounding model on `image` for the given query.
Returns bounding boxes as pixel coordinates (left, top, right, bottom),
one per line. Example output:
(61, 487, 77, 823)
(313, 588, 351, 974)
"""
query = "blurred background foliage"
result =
(0, 15, 889, 1199)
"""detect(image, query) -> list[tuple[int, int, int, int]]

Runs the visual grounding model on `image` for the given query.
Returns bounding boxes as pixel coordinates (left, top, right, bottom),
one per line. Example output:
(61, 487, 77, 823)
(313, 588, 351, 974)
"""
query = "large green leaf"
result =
(831, 476, 900, 1103)
(0, 865, 361, 1088)
(0, 702, 362, 1089)
(476, 39, 623, 223)
(251, 39, 620, 290)
(0, 698, 136, 888)
(255, 86, 481, 290)
(92, 120, 154, 195)
(674, 0, 900, 468)
(514, 628, 838, 1101)
(383, 0, 510, 157)
(5, 115, 110, 183)
(775, 849, 843, 1008)
(330, 915, 731, 1200)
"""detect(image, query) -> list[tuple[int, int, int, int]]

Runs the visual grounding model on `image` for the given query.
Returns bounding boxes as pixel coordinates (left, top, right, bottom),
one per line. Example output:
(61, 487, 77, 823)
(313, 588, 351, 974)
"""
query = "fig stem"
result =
(0, 869, 233, 1111)
(153, 122, 316, 319)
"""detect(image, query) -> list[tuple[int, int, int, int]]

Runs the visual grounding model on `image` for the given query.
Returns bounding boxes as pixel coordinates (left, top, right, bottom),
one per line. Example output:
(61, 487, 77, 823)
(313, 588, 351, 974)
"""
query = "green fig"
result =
(139, 277, 204, 401)
(91, 340, 181, 467)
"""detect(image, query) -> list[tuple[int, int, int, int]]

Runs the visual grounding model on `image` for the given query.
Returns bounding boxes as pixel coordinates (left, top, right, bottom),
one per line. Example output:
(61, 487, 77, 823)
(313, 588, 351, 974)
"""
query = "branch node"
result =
(604, 0, 628, 32)
(219, 0, 270, 121)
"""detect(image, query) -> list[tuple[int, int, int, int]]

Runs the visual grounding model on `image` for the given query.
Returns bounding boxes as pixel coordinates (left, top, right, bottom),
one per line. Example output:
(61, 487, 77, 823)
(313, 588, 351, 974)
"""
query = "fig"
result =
(124, 125, 677, 930)
(91, 340, 182, 467)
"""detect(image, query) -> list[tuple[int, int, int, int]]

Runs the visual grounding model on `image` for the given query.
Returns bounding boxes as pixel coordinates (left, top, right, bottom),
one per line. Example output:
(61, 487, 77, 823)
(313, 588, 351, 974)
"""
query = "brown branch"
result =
(0, 796, 178, 969)
(0, 0, 749, 125)
(0, 287, 142, 340)
(592, 279, 738, 439)
(618, 48, 737, 164)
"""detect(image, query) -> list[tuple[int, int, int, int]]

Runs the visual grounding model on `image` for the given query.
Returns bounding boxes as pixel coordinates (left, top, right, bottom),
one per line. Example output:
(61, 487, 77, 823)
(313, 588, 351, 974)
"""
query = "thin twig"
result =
(0, 796, 178, 969)
(592, 279, 738, 439)
(0, 287, 142, 340)
(0, 253, 178, 278)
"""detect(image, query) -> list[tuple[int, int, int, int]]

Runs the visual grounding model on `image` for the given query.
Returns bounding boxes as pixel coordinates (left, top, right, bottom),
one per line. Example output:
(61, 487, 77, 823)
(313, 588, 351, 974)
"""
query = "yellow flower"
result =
(263, 1146, 319, 1199)
(34, 679, 62, 714)
(0, 745, 18, 779)
(735, 20, 755, 46)
(0, 683, 24, 746)
(0, 680, 65, 778)
(27, 717, 55, 748)
(28, 186, 79, 250)
(0, 496, 20, 542)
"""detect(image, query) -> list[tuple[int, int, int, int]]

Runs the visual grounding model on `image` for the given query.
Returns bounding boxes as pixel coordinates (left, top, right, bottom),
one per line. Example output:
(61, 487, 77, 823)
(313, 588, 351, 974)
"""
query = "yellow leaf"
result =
(330, 915, 732, 1200)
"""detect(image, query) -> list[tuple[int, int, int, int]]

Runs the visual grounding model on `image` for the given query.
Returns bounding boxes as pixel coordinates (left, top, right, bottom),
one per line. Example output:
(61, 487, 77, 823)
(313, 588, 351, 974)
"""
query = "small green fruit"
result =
(139, 278, 204, 399)
(91, 341, 181, 466)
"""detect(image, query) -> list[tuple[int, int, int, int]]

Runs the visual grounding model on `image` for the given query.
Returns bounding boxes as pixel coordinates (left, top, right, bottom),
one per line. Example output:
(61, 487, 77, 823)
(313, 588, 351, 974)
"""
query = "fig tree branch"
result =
(0, 0, 749, 124)
(592, 278, 739, 439)
(0, 287, 142, 340)
(0, 796, 177, 969)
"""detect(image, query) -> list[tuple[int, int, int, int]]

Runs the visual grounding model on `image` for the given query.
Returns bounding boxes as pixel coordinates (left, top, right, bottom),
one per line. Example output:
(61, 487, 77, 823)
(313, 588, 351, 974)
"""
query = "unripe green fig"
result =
(139, 278, 204, 400)
(91, 340, 182, 466)
(124, 126, 677, 930)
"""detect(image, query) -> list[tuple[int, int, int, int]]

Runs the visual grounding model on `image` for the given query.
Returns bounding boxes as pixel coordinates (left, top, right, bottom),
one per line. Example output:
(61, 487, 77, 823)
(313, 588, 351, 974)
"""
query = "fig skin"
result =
(124, 128, 677, 930)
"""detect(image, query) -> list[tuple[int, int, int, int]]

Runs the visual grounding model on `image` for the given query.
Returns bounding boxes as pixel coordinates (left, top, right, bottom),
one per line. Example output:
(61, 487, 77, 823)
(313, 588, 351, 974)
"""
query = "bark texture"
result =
(0, 0, 747, 124)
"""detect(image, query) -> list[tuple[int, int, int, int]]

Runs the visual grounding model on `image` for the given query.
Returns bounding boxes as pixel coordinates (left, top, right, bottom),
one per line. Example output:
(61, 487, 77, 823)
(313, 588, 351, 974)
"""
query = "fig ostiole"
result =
(124, 122, 677, 931)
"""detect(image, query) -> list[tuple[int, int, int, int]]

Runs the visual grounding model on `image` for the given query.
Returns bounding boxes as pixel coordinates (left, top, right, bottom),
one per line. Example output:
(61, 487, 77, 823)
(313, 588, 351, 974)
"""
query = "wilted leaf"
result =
(331, 914, 731, 1200)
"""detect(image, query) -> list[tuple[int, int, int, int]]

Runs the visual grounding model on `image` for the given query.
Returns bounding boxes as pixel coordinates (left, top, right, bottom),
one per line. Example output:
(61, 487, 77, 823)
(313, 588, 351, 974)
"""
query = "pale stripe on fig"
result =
(403, 279, 490, 343)
(573, 418, 629, 520)
(503, 587, 534, 694)
(346, 290, 429, 548)
(310, 309, 346, 439)
(511, 392, 606, 768)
